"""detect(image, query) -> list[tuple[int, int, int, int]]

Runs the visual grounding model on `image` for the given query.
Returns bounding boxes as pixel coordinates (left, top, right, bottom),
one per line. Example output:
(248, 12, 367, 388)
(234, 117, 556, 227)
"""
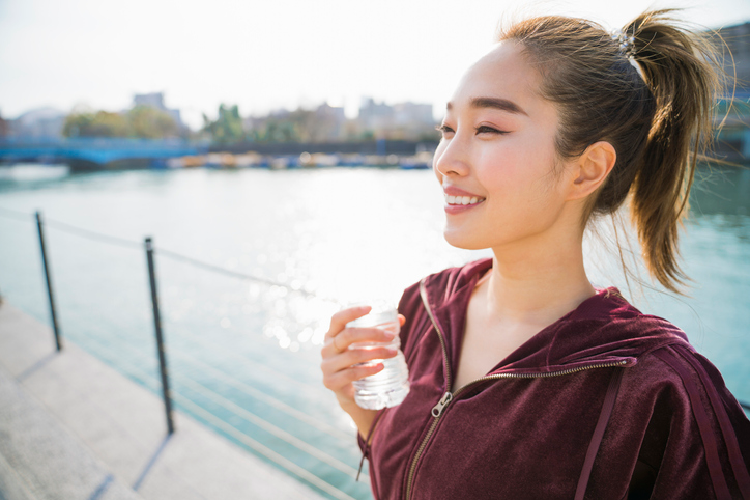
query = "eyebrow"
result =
(445, 97, 527, 116)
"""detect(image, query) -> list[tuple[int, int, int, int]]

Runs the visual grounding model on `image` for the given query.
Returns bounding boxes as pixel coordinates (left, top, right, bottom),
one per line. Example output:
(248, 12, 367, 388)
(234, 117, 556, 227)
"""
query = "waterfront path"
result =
(0, 303, 326, 500)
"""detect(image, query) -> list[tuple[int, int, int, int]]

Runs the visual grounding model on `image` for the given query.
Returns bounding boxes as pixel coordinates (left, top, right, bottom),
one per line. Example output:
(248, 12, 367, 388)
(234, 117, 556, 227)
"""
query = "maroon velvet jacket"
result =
(359, 258, 750, 499)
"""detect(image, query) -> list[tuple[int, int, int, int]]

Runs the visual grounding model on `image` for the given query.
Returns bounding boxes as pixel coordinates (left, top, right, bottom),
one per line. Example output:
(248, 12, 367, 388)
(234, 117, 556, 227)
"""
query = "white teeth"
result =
(444, 193, 485, 205)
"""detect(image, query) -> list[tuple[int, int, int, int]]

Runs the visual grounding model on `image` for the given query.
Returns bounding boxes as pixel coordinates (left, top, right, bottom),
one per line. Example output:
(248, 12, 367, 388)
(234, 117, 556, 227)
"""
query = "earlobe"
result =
(568, 141, 616, 199)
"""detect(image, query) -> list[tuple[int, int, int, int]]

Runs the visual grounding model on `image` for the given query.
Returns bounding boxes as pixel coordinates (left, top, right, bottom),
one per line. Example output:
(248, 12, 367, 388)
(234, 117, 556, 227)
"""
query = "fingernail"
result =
(383, 331, 396, 340)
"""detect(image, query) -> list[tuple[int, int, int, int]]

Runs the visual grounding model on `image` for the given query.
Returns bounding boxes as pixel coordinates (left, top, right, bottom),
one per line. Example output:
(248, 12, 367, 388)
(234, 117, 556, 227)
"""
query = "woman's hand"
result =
(320, 305, 403, 434)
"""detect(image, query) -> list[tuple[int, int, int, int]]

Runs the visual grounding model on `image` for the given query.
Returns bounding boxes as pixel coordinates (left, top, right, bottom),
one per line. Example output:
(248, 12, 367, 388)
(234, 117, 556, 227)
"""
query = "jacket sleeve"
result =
(397, 280, 423, 350)
(641, 345, 750, 499)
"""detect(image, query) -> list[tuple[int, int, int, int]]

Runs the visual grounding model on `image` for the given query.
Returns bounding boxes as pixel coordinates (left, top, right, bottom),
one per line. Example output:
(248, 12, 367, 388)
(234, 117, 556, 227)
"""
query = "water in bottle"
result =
(347, 306, 410, 410)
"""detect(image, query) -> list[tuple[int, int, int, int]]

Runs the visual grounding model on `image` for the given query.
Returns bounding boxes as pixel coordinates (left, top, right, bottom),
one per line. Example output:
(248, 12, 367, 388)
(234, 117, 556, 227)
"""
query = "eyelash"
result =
(436, 125, 508, 135)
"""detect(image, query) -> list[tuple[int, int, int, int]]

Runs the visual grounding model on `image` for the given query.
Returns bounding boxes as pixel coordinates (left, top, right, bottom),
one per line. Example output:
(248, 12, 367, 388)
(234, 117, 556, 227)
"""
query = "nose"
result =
(433, 135, 470, 179)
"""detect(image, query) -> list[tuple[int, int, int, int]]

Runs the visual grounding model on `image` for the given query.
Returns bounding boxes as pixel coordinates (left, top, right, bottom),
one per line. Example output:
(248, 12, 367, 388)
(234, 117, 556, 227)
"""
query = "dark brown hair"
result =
(498, 10, 723, 293)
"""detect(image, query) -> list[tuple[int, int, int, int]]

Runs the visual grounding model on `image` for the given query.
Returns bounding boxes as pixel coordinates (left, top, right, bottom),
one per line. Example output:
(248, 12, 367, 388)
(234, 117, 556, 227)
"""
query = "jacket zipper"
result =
(405, 281, 628, 500)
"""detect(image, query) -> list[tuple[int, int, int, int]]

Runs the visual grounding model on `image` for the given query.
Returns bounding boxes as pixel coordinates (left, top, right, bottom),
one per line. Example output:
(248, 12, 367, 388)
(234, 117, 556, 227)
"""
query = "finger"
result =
(326, 305, 372, 339)
(321, 346, 398, 373)
(321, 334, 352, 358)
(322, 363, 385, 391)
(398, 314, 406, 327)
(321, 346, 398, 376)
(332, 326, 397, 352)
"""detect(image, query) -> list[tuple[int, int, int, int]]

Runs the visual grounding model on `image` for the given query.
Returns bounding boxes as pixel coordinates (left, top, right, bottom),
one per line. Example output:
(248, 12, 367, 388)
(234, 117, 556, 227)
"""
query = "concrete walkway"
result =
(0, 303, 327, 500)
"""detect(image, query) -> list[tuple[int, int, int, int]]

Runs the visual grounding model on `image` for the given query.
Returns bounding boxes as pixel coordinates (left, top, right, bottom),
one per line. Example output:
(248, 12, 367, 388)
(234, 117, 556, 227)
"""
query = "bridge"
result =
(0, 138, 205, 170)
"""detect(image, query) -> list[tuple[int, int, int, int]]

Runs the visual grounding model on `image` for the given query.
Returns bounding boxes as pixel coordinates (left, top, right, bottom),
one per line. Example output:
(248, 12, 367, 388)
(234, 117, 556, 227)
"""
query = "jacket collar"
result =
(420, 258, 690, 375)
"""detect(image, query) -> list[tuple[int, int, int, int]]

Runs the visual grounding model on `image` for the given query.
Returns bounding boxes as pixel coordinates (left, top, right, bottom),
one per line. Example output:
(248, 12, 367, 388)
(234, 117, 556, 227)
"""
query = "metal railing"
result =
(0, 206, 365, 500)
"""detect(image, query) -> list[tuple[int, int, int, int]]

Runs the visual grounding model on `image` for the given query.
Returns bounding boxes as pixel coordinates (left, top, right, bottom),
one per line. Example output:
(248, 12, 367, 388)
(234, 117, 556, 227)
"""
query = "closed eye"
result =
(436, 124, 455, 136)
(475, 125, 508, 135)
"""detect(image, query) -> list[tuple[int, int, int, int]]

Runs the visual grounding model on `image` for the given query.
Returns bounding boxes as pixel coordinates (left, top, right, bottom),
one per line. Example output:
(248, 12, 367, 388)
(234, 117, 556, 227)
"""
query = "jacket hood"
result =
(421, 258, 690, 375)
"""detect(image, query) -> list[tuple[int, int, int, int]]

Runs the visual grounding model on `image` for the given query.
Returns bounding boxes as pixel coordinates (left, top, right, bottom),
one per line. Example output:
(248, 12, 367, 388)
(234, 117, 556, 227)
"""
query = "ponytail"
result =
(499, 9, 724, 293)
(625, 11, 722, 292)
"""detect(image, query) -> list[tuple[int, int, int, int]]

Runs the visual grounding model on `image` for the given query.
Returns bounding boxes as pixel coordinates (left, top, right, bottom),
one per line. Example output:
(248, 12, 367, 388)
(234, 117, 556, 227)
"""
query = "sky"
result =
(1, 0, 749, 129)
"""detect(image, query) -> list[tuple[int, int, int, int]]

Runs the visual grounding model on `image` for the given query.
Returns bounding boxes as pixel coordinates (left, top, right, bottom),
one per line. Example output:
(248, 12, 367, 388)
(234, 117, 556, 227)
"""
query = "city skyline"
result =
(2, 0, 750, 129)
(2, 92, 441, 141)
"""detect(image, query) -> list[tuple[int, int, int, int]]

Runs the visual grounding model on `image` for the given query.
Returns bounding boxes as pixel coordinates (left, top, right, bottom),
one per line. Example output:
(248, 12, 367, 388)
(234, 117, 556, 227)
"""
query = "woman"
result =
(320, 10, 750, 499)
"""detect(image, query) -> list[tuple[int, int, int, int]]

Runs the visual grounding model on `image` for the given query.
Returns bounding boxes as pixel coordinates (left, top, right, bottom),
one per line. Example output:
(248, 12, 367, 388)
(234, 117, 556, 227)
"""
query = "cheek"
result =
(477, 142, 559, 207)
(475, 148, 527, 193)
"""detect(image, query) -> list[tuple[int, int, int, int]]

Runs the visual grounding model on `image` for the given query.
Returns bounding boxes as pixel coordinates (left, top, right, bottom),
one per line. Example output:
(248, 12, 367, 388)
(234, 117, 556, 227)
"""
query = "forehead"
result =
(449, 41, 544, 112)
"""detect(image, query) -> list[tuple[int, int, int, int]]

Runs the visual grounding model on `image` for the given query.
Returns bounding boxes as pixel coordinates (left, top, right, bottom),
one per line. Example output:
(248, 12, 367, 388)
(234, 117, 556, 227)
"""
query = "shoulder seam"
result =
(671, 345, 750, 498)
(653, 348, 733, 499)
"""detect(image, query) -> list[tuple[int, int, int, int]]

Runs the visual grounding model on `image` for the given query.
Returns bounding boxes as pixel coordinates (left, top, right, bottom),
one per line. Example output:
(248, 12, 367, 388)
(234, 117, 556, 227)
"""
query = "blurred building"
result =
(133, 92, 184, 129)
(6, 107, 66, 139)
(313, 103, 347, 140)
(393, 102, 435, 126)
(358, 98, 437, 140)
(718, 22, 750, 95)
(714, 22, 750, 163)
(0, 111, 8, 137)
(358, 98, 395, 132)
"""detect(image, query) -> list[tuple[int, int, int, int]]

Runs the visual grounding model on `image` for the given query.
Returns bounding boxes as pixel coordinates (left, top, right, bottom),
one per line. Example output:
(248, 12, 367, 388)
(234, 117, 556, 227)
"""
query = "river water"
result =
(0, 164, 748, 499)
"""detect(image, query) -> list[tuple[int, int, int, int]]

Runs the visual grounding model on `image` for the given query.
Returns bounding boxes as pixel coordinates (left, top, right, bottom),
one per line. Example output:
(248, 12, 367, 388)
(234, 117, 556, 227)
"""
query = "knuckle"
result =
(320, 359, 334, 373)
(337, 329, 349, 345)
(322, 373, 339, 389)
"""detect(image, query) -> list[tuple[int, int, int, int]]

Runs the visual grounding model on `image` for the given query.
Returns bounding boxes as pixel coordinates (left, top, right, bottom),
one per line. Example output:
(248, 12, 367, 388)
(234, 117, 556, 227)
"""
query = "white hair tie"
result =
(611, 29, 637, 59)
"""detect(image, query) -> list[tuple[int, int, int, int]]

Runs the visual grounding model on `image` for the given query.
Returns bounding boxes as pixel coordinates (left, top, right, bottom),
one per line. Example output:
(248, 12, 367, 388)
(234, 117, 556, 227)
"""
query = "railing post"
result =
(145, 237, 174, 435)
(35, 211, 62, 351)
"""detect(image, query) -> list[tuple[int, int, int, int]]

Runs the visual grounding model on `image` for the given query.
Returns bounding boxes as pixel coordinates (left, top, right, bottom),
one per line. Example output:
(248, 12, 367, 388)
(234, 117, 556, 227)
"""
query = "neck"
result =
(482, 227, 595, 327)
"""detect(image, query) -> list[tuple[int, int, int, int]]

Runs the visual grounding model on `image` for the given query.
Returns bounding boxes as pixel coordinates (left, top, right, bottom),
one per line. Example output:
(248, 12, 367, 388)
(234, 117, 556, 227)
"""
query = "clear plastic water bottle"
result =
(347, 305, 410, 410)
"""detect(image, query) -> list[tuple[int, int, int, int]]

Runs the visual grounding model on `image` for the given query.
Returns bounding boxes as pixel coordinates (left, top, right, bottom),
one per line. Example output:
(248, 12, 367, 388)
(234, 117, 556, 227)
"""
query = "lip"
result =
(442, 185, 486, 215)
(442, 185, 482, 197)
(444, 202, 484, 215)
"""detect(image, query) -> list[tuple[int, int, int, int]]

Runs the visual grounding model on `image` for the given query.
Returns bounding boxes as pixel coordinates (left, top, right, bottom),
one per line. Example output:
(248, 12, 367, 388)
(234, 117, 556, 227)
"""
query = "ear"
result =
(567, 141, 616, 200)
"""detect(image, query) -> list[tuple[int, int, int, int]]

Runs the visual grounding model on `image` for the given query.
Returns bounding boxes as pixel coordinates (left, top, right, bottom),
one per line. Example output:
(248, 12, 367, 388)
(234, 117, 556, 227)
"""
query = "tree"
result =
(63, 107, 178, 139)
(127, 106, 178, 139)
(202, 104, 244, 144)
(63, 111, 128, 138)
(259, 116, 300, 143)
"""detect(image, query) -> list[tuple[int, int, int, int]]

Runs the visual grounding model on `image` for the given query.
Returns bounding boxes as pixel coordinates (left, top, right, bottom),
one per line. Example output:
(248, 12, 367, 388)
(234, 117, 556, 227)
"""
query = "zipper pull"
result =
(431, 391, 453, 417)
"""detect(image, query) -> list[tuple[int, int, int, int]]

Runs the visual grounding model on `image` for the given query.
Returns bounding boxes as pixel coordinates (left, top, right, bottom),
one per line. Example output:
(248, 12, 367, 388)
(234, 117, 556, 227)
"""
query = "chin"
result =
(443, 229, 488, 250)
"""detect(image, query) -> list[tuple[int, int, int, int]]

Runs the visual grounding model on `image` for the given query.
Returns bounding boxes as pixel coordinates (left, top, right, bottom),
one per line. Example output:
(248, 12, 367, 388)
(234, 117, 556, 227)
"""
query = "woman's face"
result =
(434, 41, 575, 251)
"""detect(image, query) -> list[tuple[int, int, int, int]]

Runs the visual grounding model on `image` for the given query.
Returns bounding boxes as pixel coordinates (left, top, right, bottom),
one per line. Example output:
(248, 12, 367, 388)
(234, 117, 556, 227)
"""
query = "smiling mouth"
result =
(444, 194, 486, 206)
